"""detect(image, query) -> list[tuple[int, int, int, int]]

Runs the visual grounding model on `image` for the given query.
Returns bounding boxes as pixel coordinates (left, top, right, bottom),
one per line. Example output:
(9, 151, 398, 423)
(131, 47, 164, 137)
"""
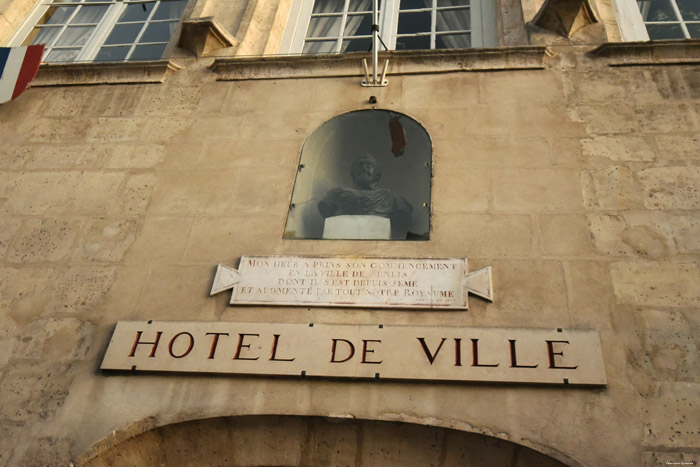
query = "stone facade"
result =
(1, 0, 699, 465)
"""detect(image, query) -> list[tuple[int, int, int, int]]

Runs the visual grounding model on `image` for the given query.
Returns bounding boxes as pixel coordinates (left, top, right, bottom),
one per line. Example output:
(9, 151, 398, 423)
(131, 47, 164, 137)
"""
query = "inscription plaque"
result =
(210, 256, 493, 310)
(101, 321, 607, 387)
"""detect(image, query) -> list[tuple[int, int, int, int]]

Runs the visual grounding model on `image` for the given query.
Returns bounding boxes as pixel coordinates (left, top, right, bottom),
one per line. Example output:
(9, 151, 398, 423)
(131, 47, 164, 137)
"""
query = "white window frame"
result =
(279, 0, 497, 55)
(614, 0, 650, 40)
(7, 0, 185, 63)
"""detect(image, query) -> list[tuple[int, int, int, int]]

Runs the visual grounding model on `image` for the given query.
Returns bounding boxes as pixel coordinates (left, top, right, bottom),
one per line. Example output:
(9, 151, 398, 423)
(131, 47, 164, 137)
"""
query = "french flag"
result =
(0, 45, 44, 104)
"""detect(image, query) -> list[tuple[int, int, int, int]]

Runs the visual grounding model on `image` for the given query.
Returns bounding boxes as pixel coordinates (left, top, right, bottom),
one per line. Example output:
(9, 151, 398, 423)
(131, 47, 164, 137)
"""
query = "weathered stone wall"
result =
(0, 43, 698, 466)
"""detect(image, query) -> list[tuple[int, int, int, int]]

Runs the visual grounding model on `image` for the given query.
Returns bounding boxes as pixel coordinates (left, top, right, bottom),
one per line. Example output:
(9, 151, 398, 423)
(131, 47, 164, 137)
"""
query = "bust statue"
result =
(318, 155, 413, 239)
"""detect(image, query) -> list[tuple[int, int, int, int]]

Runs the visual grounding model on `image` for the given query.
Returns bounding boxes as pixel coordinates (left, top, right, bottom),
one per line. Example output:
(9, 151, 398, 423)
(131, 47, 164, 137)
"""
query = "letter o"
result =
(168, 332, 194, 358)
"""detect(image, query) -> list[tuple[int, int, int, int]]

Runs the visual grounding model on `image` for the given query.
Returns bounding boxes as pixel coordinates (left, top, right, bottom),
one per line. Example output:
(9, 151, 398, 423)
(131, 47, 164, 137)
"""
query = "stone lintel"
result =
(211, 47, 548, 81)
(590, 39, 700, 66)
(31, 60, 182, 87)
(179, 16, 239, 58)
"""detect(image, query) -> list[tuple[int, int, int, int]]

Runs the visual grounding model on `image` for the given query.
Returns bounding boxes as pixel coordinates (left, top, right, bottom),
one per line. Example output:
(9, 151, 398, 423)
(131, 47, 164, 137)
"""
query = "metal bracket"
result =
(361, 58, 389, 87)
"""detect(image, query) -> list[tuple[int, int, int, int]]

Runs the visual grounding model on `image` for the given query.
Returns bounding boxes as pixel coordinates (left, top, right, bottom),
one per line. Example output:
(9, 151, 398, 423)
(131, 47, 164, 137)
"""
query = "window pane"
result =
(688, 23, 700, 37)
(312, 0, 345, 14)
(345, 13, 372, 35)
(139, 21, 175, 42)
(397, 11, 431, 34)
(46, 48, 80, 62)
(437, 0, 469, 7)
(104, 22, 143, 44)
(303, 39, 338, 53)
(436, 32, 470, 48)
(71, 5, 109, 24)
(55, 25, 95, 45)
(307, 16, 342, 38)
(436, 7, 469, 32)
(677, 0, 700, 20)
(395, 34, 430, 49)
(119, 2, 155, 22)
(640, 0, 680, 21)
(23, 26, 61, 46)
(129, 43, 167, 60)
(40, 6, 74, 25)
(152, 0, 187, 20)
(95, 45, 131, 61)
(646, 23, 685, 38)
(349, 0, 376, 12)
(400, 0, 428, 10)
(342, 37, 371, 51)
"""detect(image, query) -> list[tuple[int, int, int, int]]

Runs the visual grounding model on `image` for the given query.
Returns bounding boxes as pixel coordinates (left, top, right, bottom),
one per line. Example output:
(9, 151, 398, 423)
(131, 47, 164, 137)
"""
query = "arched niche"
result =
(80, 415, 570, 466)
(284, 109, 432, 241)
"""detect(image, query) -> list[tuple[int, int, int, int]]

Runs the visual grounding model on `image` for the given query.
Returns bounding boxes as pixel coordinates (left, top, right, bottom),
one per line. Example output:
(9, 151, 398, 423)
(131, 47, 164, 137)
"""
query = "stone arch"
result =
(79, 415, 572, 466)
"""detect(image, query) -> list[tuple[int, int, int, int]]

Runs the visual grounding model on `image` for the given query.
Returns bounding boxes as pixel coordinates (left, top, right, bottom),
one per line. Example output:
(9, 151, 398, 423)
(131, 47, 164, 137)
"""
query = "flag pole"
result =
(361, 0, 388, 87)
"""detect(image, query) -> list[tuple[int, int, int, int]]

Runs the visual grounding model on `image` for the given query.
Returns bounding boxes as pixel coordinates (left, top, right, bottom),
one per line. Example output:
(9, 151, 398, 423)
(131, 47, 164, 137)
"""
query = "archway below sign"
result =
(80, 415, 570, 466)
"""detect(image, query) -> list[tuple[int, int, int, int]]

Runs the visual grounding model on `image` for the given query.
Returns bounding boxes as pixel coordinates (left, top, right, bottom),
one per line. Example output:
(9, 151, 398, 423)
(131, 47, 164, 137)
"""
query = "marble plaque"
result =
(210, 256, 493, 310)
(101, 321, 607, 386)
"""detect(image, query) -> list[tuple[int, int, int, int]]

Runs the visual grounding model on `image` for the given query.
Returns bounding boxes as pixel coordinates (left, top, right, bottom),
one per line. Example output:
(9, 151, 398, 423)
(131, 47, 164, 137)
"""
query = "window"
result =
(637, 0, 700, 39)
(9, 0, 187, 63)
(280, 0, 497, 55)
(615, 0, 700, 40)
(284, 110, 432, 241)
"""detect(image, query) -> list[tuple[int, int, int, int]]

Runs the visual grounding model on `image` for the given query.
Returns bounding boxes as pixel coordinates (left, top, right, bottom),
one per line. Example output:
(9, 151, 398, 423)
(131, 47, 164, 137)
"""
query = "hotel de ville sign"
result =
(101, 256, 607, 387)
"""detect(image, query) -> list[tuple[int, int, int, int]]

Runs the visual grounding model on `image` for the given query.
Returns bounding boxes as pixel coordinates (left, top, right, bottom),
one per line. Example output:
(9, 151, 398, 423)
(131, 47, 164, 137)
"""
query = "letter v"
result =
(417, 337, 446, 365)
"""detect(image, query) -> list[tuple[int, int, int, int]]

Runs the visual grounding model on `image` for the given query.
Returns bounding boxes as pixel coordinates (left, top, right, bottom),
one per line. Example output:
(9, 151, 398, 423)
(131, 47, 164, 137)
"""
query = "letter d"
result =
(330, 339, 355, 363)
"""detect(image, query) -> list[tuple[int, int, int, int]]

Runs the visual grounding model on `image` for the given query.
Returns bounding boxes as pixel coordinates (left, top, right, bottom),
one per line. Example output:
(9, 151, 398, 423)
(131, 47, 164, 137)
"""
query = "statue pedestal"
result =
(322, 215, 391, 240)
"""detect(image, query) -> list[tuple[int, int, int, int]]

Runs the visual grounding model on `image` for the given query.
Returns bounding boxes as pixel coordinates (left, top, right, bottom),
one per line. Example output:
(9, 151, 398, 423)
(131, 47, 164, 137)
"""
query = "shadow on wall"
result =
(81, 415, 570, 466)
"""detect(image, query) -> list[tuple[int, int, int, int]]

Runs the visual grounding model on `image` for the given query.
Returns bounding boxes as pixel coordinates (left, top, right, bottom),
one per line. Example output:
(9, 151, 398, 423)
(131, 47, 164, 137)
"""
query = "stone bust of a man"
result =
(318, 155, 412, 239)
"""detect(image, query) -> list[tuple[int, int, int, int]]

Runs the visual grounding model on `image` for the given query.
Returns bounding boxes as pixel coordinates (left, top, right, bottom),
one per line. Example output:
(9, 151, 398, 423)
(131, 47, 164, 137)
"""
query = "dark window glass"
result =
(641, 0, 680, 22)
(152, 0, 187, 20)
(119, 2, 155, 22)
(95, 45, 131, 61)
(646, 23, 685, 38)
(342, 37, 371, 51)
(400, 0, 427, 10)
(395, 34, 430, 49)
(139, 21, 174, 42)
(129, 43, 167, 60)
(345, 13, 372, 35)
(677, 0, 700, 20)
(397, 11, 431, 34)
(687, 23, 700, 37)
(104, 23, 143, 44)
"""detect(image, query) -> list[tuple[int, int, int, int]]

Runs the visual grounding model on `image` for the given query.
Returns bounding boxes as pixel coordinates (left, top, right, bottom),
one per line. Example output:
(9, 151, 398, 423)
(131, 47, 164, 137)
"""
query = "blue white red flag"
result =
(0, 45, 44, 104)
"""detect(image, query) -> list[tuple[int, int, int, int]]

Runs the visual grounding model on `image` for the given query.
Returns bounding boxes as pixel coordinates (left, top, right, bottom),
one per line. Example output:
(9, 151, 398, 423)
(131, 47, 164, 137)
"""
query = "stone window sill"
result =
(210, 46, 548, 81)
(589, 39, 700, 66)
(31, 60, 182, 87)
